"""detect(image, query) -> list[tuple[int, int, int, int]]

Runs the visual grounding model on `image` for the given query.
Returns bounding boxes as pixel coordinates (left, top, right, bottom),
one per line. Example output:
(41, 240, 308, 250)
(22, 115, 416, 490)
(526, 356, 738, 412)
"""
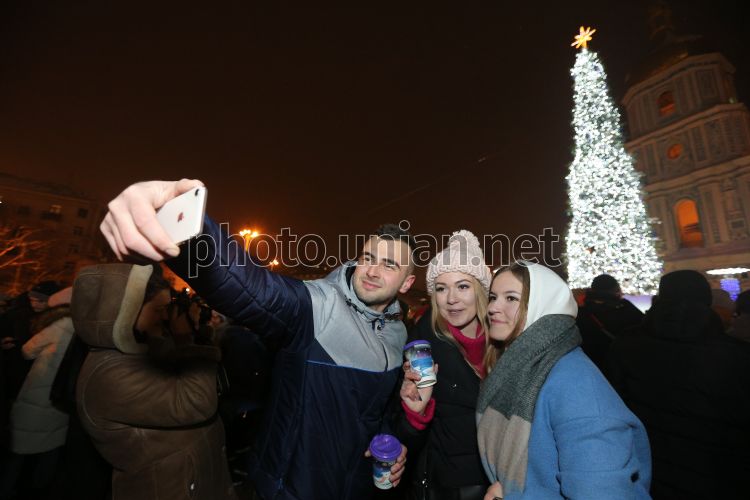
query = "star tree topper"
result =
(571, 26, 596, 49)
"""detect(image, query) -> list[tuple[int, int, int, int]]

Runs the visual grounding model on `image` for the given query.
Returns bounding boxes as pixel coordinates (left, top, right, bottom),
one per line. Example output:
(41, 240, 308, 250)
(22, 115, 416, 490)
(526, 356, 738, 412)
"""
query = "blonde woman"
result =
(477, 262, 651, 500)
(396, 230, 492, 500)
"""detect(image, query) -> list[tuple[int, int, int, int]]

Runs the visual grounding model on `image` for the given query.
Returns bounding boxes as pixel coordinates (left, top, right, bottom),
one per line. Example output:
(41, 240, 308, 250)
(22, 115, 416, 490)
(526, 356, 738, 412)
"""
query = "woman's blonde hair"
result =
(431, 275, 490, 378)
(483, 262, 530, 374)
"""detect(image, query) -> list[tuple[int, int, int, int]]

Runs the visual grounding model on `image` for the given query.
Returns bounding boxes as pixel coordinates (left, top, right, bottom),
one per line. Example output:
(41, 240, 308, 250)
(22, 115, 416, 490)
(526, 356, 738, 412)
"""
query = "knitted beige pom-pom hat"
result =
(426, 230, 492, 294)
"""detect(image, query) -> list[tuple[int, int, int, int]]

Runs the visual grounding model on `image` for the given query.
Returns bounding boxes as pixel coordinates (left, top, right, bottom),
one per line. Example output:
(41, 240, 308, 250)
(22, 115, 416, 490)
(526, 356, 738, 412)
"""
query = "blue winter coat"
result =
(480, 348, 652, 499)
(169, 218, 406, 500)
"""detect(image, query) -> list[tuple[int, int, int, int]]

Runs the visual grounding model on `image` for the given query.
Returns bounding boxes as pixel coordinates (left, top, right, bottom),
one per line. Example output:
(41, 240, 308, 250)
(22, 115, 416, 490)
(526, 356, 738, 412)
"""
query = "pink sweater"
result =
(447, 322, 486, 378)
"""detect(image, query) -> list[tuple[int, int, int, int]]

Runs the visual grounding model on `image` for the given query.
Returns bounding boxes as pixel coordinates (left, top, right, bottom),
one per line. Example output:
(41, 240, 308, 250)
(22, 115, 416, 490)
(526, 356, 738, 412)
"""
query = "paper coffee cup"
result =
(369, 434, 401, 490)
(403, 340, 436, 388)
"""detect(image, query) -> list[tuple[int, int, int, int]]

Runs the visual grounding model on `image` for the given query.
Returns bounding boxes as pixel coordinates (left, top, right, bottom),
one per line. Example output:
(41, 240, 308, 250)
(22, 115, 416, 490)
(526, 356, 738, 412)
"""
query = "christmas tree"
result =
(565, 27, 662, 294)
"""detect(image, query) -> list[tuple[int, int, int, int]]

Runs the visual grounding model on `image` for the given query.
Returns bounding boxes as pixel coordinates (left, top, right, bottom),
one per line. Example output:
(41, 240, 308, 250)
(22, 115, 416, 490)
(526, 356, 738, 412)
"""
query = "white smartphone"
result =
(156, 186, 207, 245)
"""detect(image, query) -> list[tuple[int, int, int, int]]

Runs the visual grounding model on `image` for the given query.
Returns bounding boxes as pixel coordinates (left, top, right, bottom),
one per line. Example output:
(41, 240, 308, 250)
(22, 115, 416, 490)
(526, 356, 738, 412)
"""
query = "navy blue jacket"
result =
(169, 218, 407, 499)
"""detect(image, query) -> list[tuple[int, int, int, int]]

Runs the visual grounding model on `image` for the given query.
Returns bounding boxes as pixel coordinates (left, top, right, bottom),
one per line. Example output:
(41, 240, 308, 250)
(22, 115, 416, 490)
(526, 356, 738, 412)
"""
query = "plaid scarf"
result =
(476, 314, 581, 494)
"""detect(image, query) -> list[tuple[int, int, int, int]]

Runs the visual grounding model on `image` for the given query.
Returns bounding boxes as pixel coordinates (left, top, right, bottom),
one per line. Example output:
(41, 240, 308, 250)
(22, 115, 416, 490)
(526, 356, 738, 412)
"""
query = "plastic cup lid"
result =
(403, 339, 431, 351)
(369, 434, 401, 461)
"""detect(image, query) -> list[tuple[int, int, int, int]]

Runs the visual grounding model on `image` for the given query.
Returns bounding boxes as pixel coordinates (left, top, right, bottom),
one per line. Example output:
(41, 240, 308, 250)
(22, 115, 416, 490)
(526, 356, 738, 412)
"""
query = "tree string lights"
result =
(565, 29, 662, 294)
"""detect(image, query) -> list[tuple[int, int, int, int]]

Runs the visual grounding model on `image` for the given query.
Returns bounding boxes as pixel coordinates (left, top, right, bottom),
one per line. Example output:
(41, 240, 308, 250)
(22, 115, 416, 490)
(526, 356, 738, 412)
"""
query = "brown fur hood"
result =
(71, 264, 153, 354)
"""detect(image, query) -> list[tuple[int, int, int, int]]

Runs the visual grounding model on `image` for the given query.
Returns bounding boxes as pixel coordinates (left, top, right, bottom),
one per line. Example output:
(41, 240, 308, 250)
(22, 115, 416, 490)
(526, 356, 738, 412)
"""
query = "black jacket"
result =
(608, 300, 750, 500)
(576, 291, 643, 373)
(393, 311, 489, 490)
(0, 298, 36, 400)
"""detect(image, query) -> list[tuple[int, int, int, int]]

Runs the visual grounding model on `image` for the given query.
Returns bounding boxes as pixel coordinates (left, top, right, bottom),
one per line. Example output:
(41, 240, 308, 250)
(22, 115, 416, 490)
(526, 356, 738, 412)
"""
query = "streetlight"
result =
(239, 228, 260, 251)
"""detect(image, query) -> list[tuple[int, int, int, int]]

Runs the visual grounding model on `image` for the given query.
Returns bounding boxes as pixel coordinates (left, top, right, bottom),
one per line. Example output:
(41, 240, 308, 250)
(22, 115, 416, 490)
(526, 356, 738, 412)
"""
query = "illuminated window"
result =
(667, 143, 683, 160)
(658, 91, 675, 116)
(675, 199, 703, 248)
(41, 205, 62, 221)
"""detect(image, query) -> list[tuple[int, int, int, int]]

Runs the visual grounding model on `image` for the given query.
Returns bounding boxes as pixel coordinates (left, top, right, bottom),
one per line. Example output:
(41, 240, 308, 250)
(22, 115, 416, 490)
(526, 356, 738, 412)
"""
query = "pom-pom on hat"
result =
(426, 230, 491, 294)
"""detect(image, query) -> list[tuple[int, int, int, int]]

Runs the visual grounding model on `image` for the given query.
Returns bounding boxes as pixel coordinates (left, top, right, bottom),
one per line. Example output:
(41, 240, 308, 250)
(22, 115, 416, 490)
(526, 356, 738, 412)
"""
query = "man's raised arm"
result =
(101, 179, 204, 261)
(102, 179, 312, 346)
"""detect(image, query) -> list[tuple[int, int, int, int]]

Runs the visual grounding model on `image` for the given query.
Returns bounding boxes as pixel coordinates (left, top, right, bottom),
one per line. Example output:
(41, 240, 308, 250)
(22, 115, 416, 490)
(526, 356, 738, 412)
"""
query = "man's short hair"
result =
(372, 223, 416, 270)
(591, 274, 620, 294)
(29, 280, 63, 301)
(144, 265, 172, 303)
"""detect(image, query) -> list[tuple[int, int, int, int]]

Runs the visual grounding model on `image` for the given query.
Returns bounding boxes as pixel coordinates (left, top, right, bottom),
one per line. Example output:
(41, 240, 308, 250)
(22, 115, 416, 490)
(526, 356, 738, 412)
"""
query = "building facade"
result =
(622, 19, 750, 292)
(0, 172, 109, 294)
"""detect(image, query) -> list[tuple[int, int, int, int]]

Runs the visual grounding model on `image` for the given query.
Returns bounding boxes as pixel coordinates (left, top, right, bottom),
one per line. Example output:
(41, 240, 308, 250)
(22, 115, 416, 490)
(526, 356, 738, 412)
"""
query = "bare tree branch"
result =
(0, 224, 54, 295)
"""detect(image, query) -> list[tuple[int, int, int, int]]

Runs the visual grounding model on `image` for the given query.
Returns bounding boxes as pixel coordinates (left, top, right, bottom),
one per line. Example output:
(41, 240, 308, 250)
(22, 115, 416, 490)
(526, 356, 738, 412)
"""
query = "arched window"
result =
(675, 199, 703, 248)
(658, 91, 675, 116)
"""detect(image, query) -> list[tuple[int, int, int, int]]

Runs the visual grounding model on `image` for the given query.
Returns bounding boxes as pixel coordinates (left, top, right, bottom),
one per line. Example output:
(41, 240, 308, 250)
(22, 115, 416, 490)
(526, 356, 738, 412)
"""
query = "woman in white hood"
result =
(476, 262, 652, 500)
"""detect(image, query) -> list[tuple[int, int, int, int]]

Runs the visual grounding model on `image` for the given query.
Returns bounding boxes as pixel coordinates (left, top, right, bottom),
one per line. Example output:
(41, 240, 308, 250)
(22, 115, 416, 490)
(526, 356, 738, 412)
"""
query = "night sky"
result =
(1, 1, 747, 270)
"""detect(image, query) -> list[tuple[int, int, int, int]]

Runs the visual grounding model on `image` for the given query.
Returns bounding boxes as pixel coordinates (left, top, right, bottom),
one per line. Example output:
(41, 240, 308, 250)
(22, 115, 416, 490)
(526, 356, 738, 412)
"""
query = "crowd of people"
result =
(1, 178, 749, 500)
